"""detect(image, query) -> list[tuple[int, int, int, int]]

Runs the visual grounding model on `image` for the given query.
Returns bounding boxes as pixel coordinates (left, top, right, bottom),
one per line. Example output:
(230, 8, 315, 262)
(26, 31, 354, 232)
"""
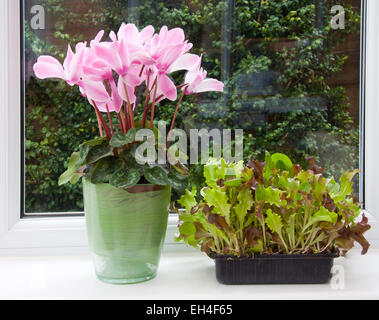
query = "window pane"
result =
(23, 0, 362, 214)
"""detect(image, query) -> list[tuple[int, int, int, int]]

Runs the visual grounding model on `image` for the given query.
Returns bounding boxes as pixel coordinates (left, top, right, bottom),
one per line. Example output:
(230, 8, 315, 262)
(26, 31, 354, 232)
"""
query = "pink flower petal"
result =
(90, 30, 104, 47)
(122, 65, 143, 87)
(66, 45, 86, 83)
(158, 74, 177, 101)
(140, 25, 154, 42)
(109, 31, 117, 41)
(80, 80, 110, 102)
(109, 77, 122, 113)
(118, 38, 130, 73)
(162, 27, 185, 46)
(94, 42, 123, 74)
(192, 78, 224, 93)
(117, 77, 136, 104)
(184, 73, 204, 93)
(159, 43, 186, 69)
(168, 53, 200, 73)
(33, 56, 64, 80)
(118, 23, 139, 43)
(63, 45, 73, 71)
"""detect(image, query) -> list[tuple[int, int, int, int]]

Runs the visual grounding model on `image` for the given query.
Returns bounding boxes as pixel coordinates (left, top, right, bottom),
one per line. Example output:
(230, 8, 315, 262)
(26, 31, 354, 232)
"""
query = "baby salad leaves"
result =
(175, 153, 370, 256)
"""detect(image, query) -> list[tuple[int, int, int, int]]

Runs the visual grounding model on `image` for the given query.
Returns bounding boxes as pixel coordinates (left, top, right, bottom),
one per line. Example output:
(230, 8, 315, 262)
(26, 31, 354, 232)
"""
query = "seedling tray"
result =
(209, 251, 339, 284)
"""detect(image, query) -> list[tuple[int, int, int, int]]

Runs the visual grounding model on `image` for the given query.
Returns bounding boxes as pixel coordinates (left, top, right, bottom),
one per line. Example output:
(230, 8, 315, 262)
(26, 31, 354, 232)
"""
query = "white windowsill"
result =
(0, 247, 378, 299)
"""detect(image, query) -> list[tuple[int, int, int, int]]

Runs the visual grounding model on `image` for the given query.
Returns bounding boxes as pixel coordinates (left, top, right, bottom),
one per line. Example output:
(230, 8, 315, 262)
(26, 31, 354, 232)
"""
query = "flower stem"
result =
(142, 70, 151, 128)
(105, 104, 114, 135)
(149, 76, 158, 129)
(92, 100, 111, 139)
(139, 64, 145, 77)
(167, 89, 186, 149)
(123, 101, 130, 132)
(95, 111, 103, 137)
(123, 82, 134, 128)
(117, 112, 125, 133)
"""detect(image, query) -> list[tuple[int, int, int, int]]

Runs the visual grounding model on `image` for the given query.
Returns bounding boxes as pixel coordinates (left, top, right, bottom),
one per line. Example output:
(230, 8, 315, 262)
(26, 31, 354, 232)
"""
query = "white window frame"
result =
(0, 0, 377, 254)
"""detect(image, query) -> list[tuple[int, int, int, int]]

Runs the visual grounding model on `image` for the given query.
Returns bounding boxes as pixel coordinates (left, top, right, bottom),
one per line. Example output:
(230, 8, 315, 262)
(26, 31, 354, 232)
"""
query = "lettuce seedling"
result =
(175, 153, 370, 256)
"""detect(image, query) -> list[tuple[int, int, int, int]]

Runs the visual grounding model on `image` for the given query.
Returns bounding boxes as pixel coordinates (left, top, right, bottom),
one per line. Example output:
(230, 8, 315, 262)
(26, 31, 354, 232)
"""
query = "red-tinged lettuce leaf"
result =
(254, 200, 264, 225)
(306, 156, 324, 175)
(336, 214, 371, 254)
(322, 193, 337, 212)
(246, 155, 265, 184)
(293, 164, 302, 176)
(194, 222, 211, 240)
(208, 214, 230, 231)
(244, 226, 261, 249)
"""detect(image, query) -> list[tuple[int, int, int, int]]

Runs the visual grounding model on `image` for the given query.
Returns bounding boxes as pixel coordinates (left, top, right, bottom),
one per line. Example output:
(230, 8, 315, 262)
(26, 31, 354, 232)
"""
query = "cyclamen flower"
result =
(144, 26, 198, 101)
(33, 31, 123, 112)
(33, 21, 224, 137)
(93, 23, 157, 105)
(183, 55, 224, 94)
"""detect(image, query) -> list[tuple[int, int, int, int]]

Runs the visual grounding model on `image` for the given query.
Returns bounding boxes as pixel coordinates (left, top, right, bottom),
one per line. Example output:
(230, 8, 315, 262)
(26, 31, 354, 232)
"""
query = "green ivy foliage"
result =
(24, 0, 360, 212)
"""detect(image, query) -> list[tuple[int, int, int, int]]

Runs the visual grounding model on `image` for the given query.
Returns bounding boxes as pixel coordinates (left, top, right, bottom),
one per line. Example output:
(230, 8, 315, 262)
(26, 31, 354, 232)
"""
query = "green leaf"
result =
(223, 178, 242, 187)
(80, 137, 107, 147)
(278, 174, 299, 192)
(179, 222, 196, 236)
(77, 137, 108, 166)
(299, 181, 312, 193)
(109, 167, 141, 189)
(167, 169, 188, 192)
(255, 185, 285, 207)
(265, 209, 283, 234)
(271, 153, 294, 176)
(332, 169, 359, 202)
(168, 165, 188, 181)
(85, 145, 114, 164)
(327, 178, 340, 194)
(90, 157, 122, 184)
(203, 158, 227, 186)
(58, 152, 80, 186)
(251, 239, 263, 253)
(306, 206, 338, 229)
(226, 160, 244, 179)
(109, 128, 137, 147)
(144, 166, 169, 185)
(178, 187, 197, 212)
(263, 151, 275, 182)
(203, 187, 231, 224)
(235, 188, 254, 227)
(69, 173, 81, 185)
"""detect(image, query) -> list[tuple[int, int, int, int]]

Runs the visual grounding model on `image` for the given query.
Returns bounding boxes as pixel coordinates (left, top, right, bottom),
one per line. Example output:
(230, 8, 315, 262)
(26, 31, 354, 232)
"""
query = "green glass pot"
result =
(83, 179, 171, 284)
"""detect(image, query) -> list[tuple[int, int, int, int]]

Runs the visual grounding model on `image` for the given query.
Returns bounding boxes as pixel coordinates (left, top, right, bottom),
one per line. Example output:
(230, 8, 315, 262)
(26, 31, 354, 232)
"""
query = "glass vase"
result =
(83, 179, 171, 284)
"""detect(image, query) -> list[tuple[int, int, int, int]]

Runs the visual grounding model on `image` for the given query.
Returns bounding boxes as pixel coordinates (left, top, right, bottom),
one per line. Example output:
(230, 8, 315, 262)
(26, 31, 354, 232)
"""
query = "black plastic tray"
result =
(209, 251, 339, 284)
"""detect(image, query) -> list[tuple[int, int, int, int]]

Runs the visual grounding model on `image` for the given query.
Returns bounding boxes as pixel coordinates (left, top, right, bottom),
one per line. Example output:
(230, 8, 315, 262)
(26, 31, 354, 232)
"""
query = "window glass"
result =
(23, 0, 362, 214)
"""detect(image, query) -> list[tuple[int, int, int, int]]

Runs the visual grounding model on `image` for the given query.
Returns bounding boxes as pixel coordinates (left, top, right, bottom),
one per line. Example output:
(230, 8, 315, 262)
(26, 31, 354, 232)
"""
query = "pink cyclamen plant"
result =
(33, 23, 224, 143)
